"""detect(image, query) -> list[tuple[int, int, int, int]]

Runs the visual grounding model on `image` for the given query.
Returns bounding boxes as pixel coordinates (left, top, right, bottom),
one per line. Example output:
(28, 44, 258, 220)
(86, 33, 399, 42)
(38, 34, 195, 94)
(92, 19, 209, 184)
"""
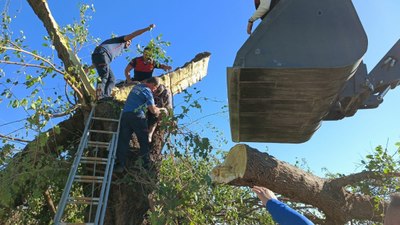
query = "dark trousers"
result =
(116, 112, 150, 167)
(91, 51, 115, 98)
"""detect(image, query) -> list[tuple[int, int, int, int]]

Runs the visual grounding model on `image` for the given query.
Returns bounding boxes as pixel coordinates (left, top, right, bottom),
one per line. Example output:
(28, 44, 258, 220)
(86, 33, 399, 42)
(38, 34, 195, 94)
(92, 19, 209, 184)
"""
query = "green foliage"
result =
(355, 144, 400, 198)
(143, 88, 272, 224)
(165, 89, 228, 160)
(0, 3, 96, 224)
(344, 144, 400, 225)
(0, 143, 14, 165)
(0, 3, 94, 149)
(0, 142, 70, 224)
(148, 154, 275, 225)
(60, 4, 96, 54)
(136, 34, 172, 66)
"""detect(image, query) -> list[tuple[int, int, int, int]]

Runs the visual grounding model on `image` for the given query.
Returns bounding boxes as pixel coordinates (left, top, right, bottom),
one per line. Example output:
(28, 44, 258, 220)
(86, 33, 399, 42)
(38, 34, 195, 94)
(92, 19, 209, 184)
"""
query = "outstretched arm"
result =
(124, 63, 134, 84)
(159, 64, 172, 72)
(247, 0, 271, 34)
(249, 0, 271, 22)
(252, 186, 314, 225)
(148, 105, 161, 116)
(124, 24, 155, 41)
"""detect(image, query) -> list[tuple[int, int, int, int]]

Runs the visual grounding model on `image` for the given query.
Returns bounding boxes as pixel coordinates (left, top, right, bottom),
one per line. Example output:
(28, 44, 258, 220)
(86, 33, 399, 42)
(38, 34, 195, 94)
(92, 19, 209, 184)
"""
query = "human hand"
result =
(251, 186, 277, 206)
(159, 107, 169, 116)
(84, 64, 94, 74)
(96, 87, 102, 100)
(148, 24, 156, 31)
(163, 65, 172, 71)
(247, 22, 253, 35)
(126, 79, 134, 85)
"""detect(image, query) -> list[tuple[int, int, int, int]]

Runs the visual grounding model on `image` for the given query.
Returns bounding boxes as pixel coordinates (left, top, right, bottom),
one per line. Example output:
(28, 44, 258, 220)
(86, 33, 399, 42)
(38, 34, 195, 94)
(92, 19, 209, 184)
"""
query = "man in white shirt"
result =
(247, 0, 272, 34)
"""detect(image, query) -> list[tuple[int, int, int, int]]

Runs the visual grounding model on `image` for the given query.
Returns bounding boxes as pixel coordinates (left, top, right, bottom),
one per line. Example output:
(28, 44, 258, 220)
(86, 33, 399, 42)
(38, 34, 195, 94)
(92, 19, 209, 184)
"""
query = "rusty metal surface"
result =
(228, 66, 357, 143)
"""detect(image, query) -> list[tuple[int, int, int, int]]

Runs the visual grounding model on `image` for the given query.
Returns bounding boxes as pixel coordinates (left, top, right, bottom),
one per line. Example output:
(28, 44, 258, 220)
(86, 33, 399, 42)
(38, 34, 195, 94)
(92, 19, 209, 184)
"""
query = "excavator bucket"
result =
(228, 0, 367, 143)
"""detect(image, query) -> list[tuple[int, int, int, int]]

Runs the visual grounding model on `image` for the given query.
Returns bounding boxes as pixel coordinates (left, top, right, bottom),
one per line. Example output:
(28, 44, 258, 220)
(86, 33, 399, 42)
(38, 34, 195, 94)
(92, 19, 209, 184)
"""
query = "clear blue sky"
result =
(1, 0, 399, 177)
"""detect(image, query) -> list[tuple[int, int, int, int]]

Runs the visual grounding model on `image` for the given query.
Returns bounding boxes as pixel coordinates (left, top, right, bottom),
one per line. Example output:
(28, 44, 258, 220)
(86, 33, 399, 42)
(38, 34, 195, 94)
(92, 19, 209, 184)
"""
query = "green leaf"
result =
(20, 98, 28, 106)
(54, 123, 62, 134)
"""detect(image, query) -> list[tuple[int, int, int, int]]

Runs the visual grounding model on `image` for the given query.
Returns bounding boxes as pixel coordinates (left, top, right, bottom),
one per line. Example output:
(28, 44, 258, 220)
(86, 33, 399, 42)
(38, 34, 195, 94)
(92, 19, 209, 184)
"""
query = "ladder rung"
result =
(92, 117, 119, 122)
(87, 141, 110, 148)
(81, 157, 108, 165)
(89, 129, 117, 134)
(86, 167, 106, 175)
(68, 197, 99, 205)
(75, 175, 104, 183)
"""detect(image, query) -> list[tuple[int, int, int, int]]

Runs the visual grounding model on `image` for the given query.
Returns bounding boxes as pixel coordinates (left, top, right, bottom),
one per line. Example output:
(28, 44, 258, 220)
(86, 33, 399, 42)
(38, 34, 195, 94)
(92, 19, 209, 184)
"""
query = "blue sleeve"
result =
(266, 199, 314, 225)
(143, 88, 155, 107)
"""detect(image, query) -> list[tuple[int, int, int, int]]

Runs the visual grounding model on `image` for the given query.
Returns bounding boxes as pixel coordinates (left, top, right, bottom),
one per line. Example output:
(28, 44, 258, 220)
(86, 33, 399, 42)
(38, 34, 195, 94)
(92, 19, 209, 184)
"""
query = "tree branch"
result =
(0, 60, 63, 74)
(0, 133, 30, 143)
(48, 104, 81, 118)
(302, 212, 325, 225)
(2, 44, 62, 74)
(329, 170, 400, 188)
(0, 45, 84, 99)
(43, 188, 56, 216)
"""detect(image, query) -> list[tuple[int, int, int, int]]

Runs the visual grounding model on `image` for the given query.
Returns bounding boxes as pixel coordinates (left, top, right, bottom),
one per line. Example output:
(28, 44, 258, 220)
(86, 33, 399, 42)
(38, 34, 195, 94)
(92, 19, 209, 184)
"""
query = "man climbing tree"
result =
(124, 46, 172, 84)
(91, 24, 155, 99)
(114, 77, 168, 172)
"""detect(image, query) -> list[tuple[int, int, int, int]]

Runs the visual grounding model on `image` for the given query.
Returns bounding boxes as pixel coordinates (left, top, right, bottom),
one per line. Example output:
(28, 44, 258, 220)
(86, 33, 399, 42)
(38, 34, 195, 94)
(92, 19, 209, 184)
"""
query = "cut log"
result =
(211, 144, 387, 224)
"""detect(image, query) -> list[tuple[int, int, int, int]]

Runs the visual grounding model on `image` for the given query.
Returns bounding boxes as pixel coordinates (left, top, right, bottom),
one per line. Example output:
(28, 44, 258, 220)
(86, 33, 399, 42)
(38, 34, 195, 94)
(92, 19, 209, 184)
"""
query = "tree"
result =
(0, 1, 211, 224)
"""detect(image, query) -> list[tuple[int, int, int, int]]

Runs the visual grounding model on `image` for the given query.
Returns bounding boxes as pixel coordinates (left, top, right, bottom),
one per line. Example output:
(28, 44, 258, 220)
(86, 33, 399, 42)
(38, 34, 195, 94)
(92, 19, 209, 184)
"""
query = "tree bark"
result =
(103, 53, 211, 225)
(211, 144, 388, 224)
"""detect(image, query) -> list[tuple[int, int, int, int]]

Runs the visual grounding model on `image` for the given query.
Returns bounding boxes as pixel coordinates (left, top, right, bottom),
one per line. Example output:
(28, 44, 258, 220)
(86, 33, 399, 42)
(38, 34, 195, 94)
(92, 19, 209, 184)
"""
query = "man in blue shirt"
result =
(252, 186, 314, 225)
(115, 77, 167, 172)
(91, 24, 155, 99)
(147, 84, 173, 143)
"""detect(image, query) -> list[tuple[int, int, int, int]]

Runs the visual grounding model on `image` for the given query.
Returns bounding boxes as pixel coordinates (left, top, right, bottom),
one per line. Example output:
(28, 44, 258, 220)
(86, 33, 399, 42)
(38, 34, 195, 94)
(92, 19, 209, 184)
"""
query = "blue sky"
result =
(1, 0, 399, 177)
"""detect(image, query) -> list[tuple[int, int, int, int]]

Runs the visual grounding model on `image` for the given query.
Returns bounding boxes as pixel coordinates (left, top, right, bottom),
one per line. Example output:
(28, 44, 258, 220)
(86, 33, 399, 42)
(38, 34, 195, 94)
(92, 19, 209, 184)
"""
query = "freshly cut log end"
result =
(210, 144, 247, 183)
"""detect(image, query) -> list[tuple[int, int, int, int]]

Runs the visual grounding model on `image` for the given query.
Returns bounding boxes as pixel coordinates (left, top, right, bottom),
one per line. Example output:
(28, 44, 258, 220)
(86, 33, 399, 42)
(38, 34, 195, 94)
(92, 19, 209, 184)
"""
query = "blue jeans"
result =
(91, 50, 115, 98)
(116, 112, 150, 167)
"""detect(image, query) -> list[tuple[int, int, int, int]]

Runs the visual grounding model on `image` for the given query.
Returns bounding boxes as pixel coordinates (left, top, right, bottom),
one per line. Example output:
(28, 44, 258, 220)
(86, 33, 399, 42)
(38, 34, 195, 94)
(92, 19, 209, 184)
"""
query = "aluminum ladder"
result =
(54, 105, 122, 225)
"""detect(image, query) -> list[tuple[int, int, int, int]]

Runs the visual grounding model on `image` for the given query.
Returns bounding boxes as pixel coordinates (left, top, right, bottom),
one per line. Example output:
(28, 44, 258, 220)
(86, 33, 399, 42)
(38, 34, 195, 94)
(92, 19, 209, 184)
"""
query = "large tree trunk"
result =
(104, 53, 211, 225)
(211, 144, 388, 224)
